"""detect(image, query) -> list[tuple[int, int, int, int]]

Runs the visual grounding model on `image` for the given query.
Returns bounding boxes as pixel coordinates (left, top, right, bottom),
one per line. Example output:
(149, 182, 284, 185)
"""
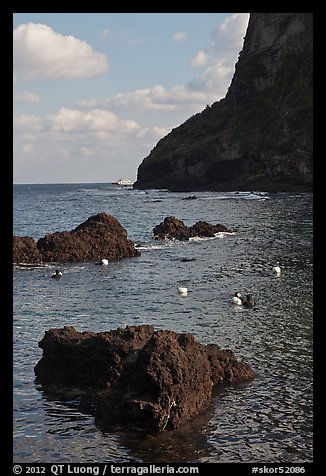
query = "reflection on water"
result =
(13, 185, 313, 463)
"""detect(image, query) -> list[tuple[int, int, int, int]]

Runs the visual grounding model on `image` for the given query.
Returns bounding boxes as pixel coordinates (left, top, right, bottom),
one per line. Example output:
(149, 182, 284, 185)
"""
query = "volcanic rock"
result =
(13, 236, 43, 264)
(96, 330, 213, 431)
(35, 324, 255, 431)
(13, 212, 140, 265)
(153, 216, 232, 240)
(34, 325, 155, 389)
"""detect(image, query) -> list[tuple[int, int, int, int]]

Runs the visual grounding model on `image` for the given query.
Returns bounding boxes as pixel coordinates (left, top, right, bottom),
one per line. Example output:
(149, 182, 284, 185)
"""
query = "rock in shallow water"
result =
(13, 212, 140, 265)
(35, 325, 255, 431)
(153, 216, 232, 241)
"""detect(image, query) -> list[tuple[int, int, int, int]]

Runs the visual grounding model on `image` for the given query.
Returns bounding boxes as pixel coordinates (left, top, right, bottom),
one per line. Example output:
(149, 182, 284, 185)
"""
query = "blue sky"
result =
(13, 13, 250, 184)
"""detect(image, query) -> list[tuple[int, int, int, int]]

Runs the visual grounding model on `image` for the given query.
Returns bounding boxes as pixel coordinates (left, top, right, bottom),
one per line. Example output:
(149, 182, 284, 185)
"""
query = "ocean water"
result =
(13, 183, 313, 464)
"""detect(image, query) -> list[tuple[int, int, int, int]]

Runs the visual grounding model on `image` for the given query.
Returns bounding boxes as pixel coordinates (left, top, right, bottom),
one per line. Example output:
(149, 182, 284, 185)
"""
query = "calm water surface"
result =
(13, 184, 313, 463)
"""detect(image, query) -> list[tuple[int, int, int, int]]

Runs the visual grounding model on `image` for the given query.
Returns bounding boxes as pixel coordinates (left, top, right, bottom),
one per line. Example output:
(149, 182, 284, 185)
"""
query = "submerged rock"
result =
(153, 216, 232, 240)
(13, 212, 140, 265)
(35, 324, 255, 431)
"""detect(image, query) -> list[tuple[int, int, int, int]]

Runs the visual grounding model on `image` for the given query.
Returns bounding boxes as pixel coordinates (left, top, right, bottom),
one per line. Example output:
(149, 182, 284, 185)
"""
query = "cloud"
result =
(77, 14, 249, 115)
(78, 84, 217, 114)
(22, 143, 34, 155)
(22, 132, 36, 141)
(188, 59, 233, 94)
(211, 13, 249, 52)
(13, 108, 169, 183)
(186, 13, 249, 95)
(13, 23, 109, 80)
(189, 51, 208, 68)
(79, 147, 93, 157)
(98, 28, 111, 41)
(14, 91, 41, 103)
(46, 107, 141, 136)
(152, 126, 170, 138)
(13, 13, 251, 183)
(173, 32, 187, 43)
(14, 114, 43, 131)
(117, 28, 144, 46)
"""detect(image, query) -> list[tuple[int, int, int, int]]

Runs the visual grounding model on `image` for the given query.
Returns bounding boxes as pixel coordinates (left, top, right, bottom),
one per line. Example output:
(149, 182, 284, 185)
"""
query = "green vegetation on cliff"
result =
(135, 13, 313, 192)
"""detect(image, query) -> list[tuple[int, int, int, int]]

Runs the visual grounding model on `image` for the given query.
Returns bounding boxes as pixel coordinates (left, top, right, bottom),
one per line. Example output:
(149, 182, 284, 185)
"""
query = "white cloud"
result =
(22, 132, 36, 141)
(13, 107, 169, 183)
(47, 107, 141, 135)
(13, 23, 109, 80)
(57, 148, 70, 158)
(14, 114, 43, 131)
(173, 32, 187, 43)
(13, 13, 250, 183)
(79, 147, 93, 156)
(212, 13, 249, 51)
(189, 51, 208, 68)
(189, 59, 233, 94)
(98, 28, 111, 41)
(14, 91, 41, 103)
(77, 14, 249, 115)
(22, 143, 34, 154)
(152, 126, 170, 138)
(186, 13, 249, 96)
(78, 84, 217, 114)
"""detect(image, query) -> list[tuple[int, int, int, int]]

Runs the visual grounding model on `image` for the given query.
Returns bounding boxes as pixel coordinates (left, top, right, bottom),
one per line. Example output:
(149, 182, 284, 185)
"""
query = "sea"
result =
(13, 183, 313, 464)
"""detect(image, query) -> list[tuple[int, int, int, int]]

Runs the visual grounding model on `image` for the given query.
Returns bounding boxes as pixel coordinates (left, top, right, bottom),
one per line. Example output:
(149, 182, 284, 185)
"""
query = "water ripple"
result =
(13, 185, 313, 463)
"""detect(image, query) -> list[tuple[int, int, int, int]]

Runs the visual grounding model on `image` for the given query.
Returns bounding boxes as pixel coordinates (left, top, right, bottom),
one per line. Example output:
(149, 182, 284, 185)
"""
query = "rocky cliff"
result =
(134, 13, 313, 192)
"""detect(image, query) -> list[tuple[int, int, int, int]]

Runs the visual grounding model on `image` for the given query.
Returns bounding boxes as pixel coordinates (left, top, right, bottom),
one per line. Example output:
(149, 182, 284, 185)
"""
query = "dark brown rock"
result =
(34, 324, 255, 431)
(153, 216, 192, 241)
(190, 220, 231, 237)
(96, 330, 214, 431)
(34, 325, 155, 389)
(37, 212, 140, 263)
(153, 216, 232, 240)
(13, 212, 140, 265)
(205, 344, 256, 385)
(13, 236, 43, 264)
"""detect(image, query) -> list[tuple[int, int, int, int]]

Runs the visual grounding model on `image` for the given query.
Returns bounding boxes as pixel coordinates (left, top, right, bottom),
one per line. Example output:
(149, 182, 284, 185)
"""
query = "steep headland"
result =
(134, 13, 313, 192)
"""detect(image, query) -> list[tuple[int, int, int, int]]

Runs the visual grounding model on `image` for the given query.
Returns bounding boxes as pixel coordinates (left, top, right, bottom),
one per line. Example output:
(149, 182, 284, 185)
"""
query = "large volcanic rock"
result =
(34, 325, 155, 389)
(13, 212, 140, 265)
(96, 330, 213, 431)
(35, 325, 255, 431)
(153, 216, 232, 240)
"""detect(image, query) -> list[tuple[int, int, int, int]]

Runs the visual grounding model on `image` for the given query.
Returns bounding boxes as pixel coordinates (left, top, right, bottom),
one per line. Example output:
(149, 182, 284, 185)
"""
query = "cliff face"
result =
(134, 13, 313, 192)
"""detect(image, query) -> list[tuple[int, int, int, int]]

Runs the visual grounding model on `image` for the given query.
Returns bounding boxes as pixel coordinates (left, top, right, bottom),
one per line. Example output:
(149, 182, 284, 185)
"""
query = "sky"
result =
(13, 13, 250, 184)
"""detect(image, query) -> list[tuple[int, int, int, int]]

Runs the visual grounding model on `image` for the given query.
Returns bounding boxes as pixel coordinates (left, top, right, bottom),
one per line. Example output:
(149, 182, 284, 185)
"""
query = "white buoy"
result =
(178, 287, 188, 296)
(101, 259, 109, 266)
(272, 264, 281, 276)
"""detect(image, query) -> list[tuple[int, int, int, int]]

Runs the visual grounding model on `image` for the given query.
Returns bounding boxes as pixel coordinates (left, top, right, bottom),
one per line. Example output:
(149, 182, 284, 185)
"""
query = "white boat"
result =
(112, 178, 135, 186)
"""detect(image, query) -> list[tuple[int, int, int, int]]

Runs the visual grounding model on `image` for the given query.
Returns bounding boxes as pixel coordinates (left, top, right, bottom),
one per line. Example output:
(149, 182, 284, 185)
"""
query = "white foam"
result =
(189, 232, 235, 242)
